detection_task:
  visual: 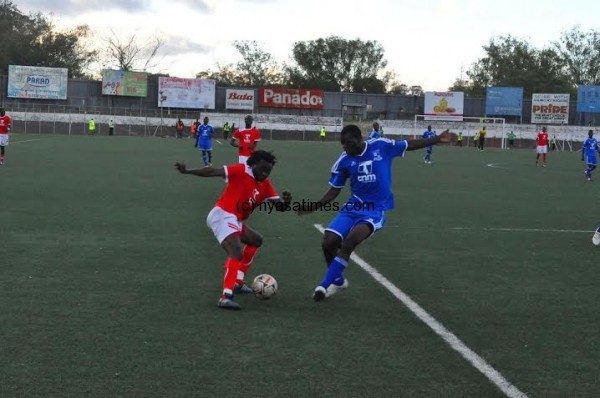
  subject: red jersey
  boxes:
[0,115,11,134]
[233,127,261,157]
[537,132,549,146]
[215,163,279,220]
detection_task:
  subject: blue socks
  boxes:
[319,256,348,288]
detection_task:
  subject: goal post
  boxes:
[413,115,507,148]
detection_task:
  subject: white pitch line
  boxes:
[215,139,223,145]
[11,138,44,144]
[385,225,591,233]
[487,162,506,169]
[313,223,528,398]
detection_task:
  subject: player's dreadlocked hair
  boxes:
[247,150,277,166]
[340,124,362,139]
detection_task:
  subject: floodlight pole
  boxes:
[159,91,167,137]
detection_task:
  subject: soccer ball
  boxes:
[251,274,278,300]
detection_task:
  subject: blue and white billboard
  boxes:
[7,65,68,100]
[485,87,523,116]
[577,85,600,113]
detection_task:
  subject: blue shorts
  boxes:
[198,141,212,151]
[426,146,433,154]
[586,154,598,166]
[325,207,386,239]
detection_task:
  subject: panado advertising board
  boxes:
[259,88,324,109]
[531,93,569,124]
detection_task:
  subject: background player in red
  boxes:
[536,126,549,167]
[175,150,291,310]
[0,108,12,165]
[231,114,261,164]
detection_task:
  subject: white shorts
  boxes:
[536,145,548,154]
[0,134,8,146]
[207,207,242,244]
[239,155,249,164]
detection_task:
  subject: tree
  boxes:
[100,30,164,72]
[196,41,283,87]
[231,40,283,86]
[285,36,388,93]
[554,26,600,86]
[0,0,95,77]
[408,85,424,96]
[454,35,573,97]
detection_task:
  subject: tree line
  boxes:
[1,1,599,97]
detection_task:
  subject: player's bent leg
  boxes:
[240,225,263,248]
[322,230,342,266]
[236,225,263,292]
[314,212,358,301]
[339,222,373,258]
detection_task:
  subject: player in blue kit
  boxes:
[422,125,436,164]
[582,129,599,182]
[368,122,382,139]
[195,116,214,166]
[298,124,450,301]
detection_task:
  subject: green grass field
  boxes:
[1,134,599,397]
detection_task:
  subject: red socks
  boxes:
[222,258,241,297]
[236,245,259,285]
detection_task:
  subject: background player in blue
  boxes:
[368,122,382,139]
[195,116,214,166]
[298,124,450,301]
[581,129,599,181]
[422,125,436,164]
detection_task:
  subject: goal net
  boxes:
[413,115,507,148]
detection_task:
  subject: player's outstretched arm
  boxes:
[406,129,451,151]
[296,187,341,215]
[267,191,292,212]
[174,162,225,177]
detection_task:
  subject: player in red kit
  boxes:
[175,150,291,310]
[0,108,12,165]
[231,114,261,164]
[536,126,549,167]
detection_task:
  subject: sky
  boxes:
[17,0,600,91]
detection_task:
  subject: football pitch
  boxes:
[1,134,599,397]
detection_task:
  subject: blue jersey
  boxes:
[583,137,599,164]
[422,130,436,150]
[197,124,214,143]
[583,137,599,157]
[329,138,408,211]
[368,130,381,139]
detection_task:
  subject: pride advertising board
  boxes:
[531,93,569,124]
[102,70,148,97]
[225,89,255,110]
[7,65,68,100]
[424,92,464,121]
[258,88,324,109]
[158,77,216,109]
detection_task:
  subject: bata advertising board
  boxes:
[531,93,569,124]
[424,92,464,121]
[225,89,255,110]
[259,88,324,109]
[7,65,68,100]
[102,70,148,97]
[158,77,216,109]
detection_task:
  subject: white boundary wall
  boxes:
[7,111,594,143]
